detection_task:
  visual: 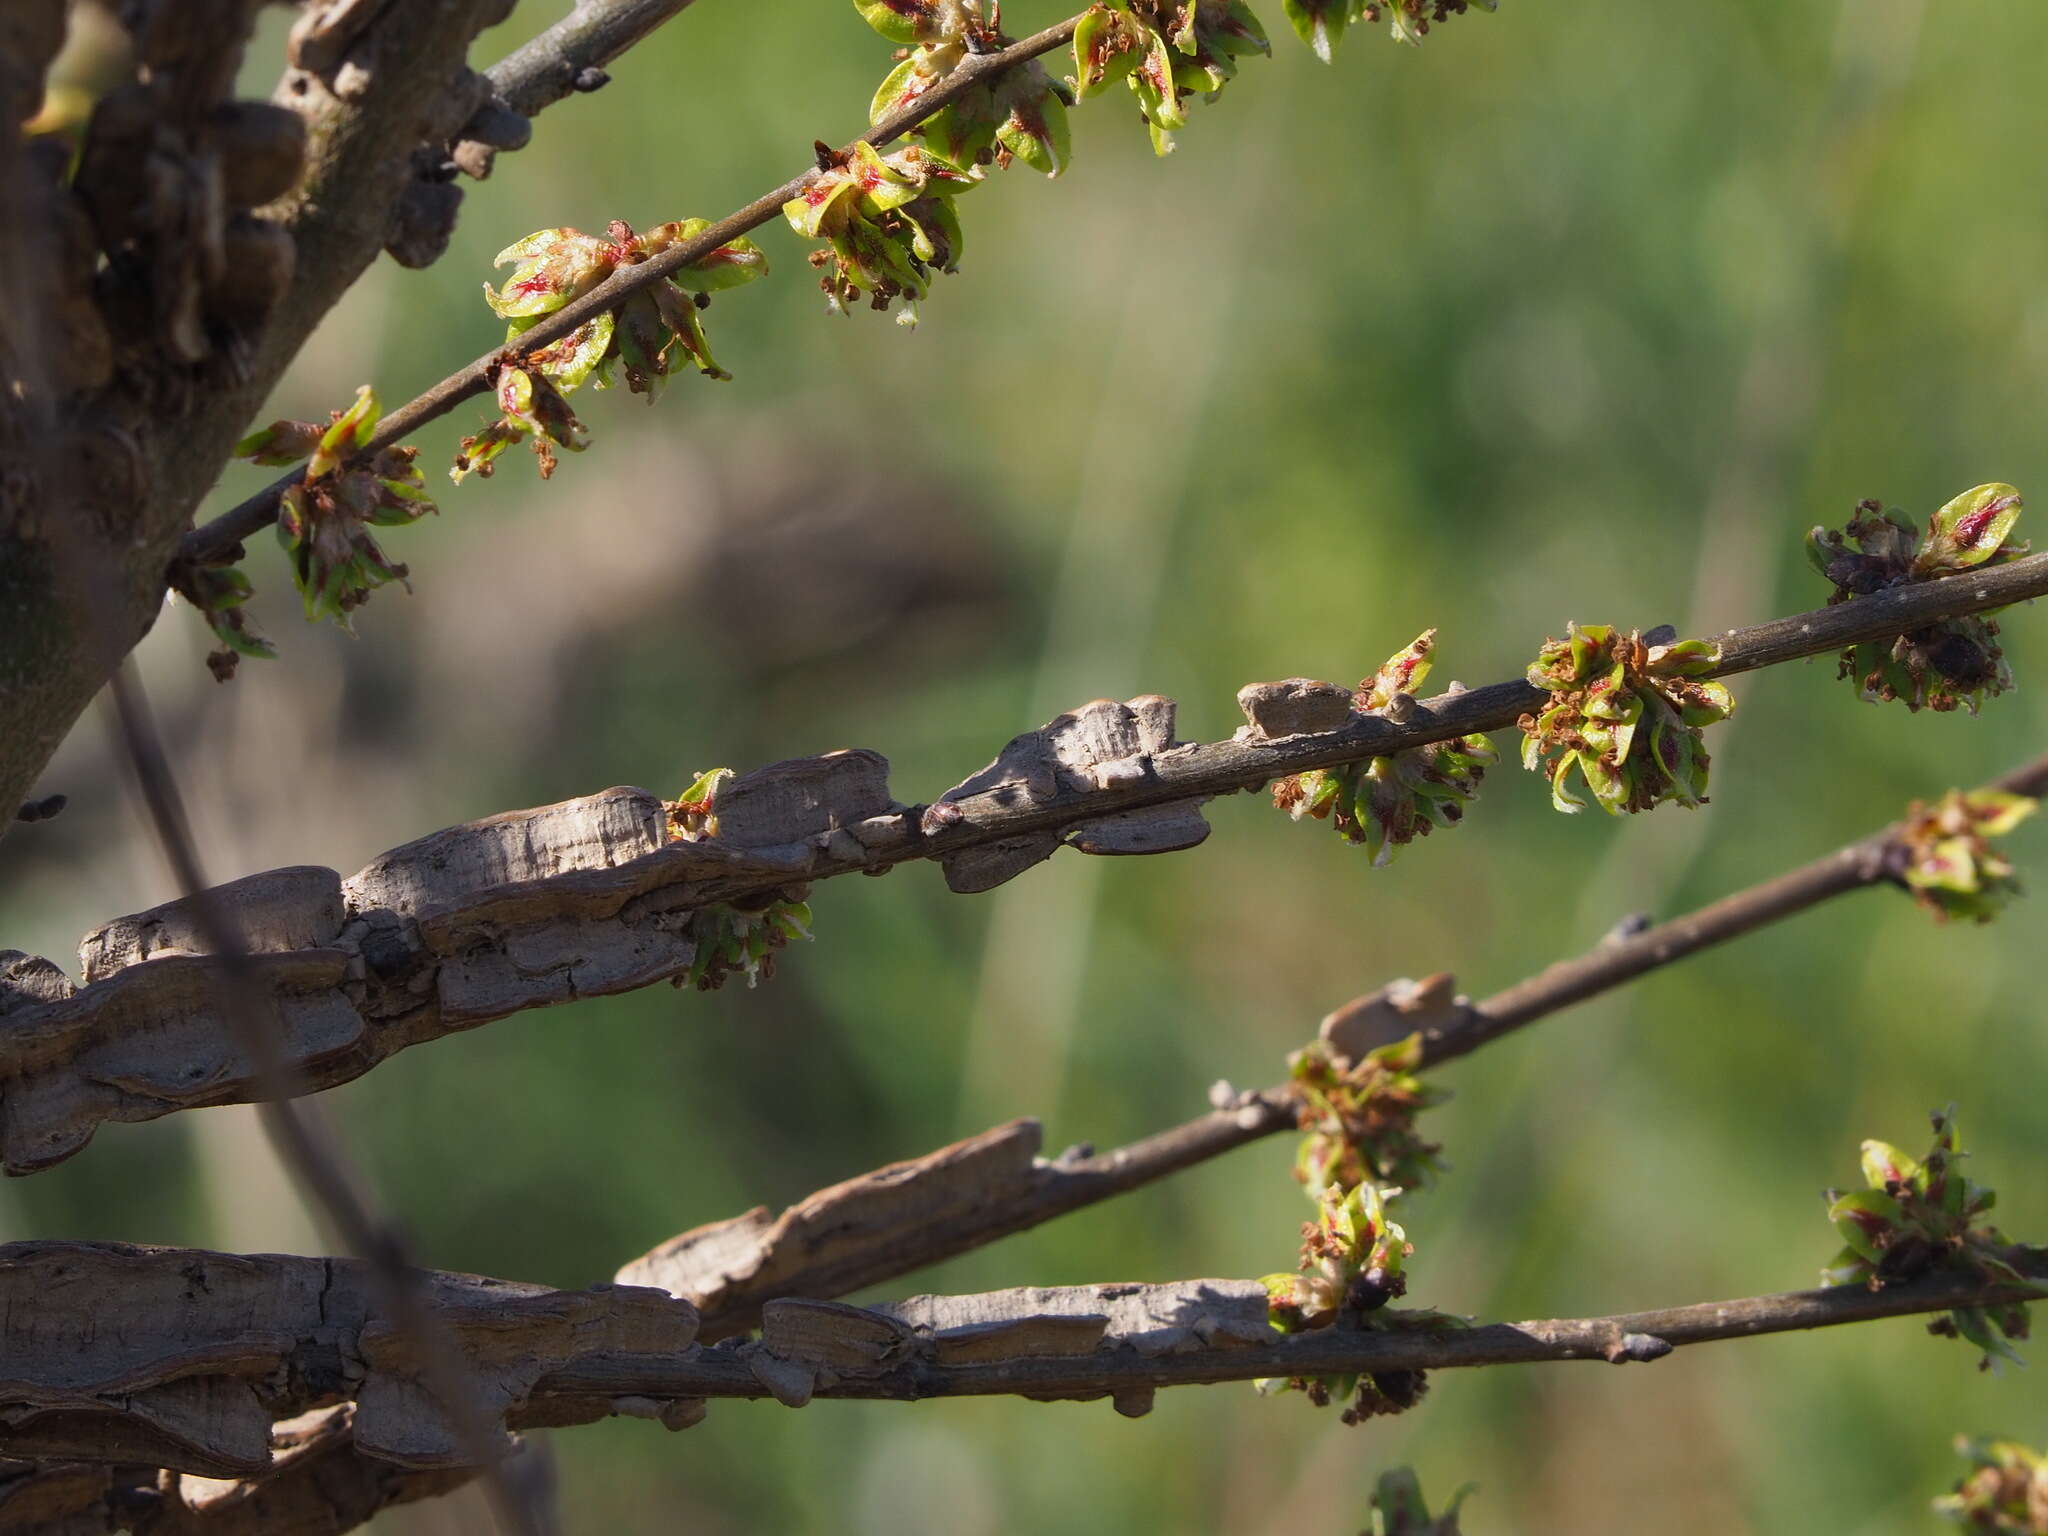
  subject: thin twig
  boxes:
[1424,744,2048,1063]
[487,0,706,117]
[175,15,1084,571]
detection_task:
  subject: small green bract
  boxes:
[1519,624,1732,815]
[1808,483,2027,713]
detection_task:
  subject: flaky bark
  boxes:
[5,563,2045,1170]
[0,1238,2037,1478]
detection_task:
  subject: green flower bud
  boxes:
[1519,624,1731,816]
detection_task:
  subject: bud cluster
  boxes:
[1807,483,2027,713]
[862,1,1075,176]
[783,142,975,325]
[681,897,817,991]
[1073,1,1272,155]
[221,386,436,660]
[1288,1031,1448,1197]
[455,219,769,481]
[1894,789,2037,925]
[1518,624,1733,815]
[1821,1109,2035,1369]
[1258,1181,1436,1425]
[1271,631,1497,864]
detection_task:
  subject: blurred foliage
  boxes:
[7,0,2048,1530]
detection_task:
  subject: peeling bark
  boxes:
[0,1242,696,1476]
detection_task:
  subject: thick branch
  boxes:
[0,1240,2035,1465]
[0,0,508,829]
[0,1240,698,1477]
[4,571,2044,1174]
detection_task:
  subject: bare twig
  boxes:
[176,15,1085,570]
[1421,744,2048,1064]
[487,0,706,117]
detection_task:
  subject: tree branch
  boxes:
[176,14,1087,569]
[616,744,2048,1340]
[15,742,2043,1524]
[0,1240,2035,1464]
[591,1265,2048,1408]
[5,569,2044,1173]
[486,0,707,118]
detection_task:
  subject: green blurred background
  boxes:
[8,0,2048,1528]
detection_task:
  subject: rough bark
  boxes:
[0,0,508,832]
[5,567,2046,1169]
[0,1241,696,1476]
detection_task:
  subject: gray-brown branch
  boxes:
[617,746,2048,1341]
[486,0,706,117]
[3,564,2044,1175]
[14,745,2045,1530]
[0,1239,2037,1483]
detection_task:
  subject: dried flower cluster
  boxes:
[1808,483,2027,713]
[1258,1181,1438,1424]
[1271,632,1496,863]
[1822,1110,2034,1369]
[217,387,436,665]
[1936,1437,2048,1533]
[1895,789,2037,925]
[1519,624,1733,815]
[455,219,769,480]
